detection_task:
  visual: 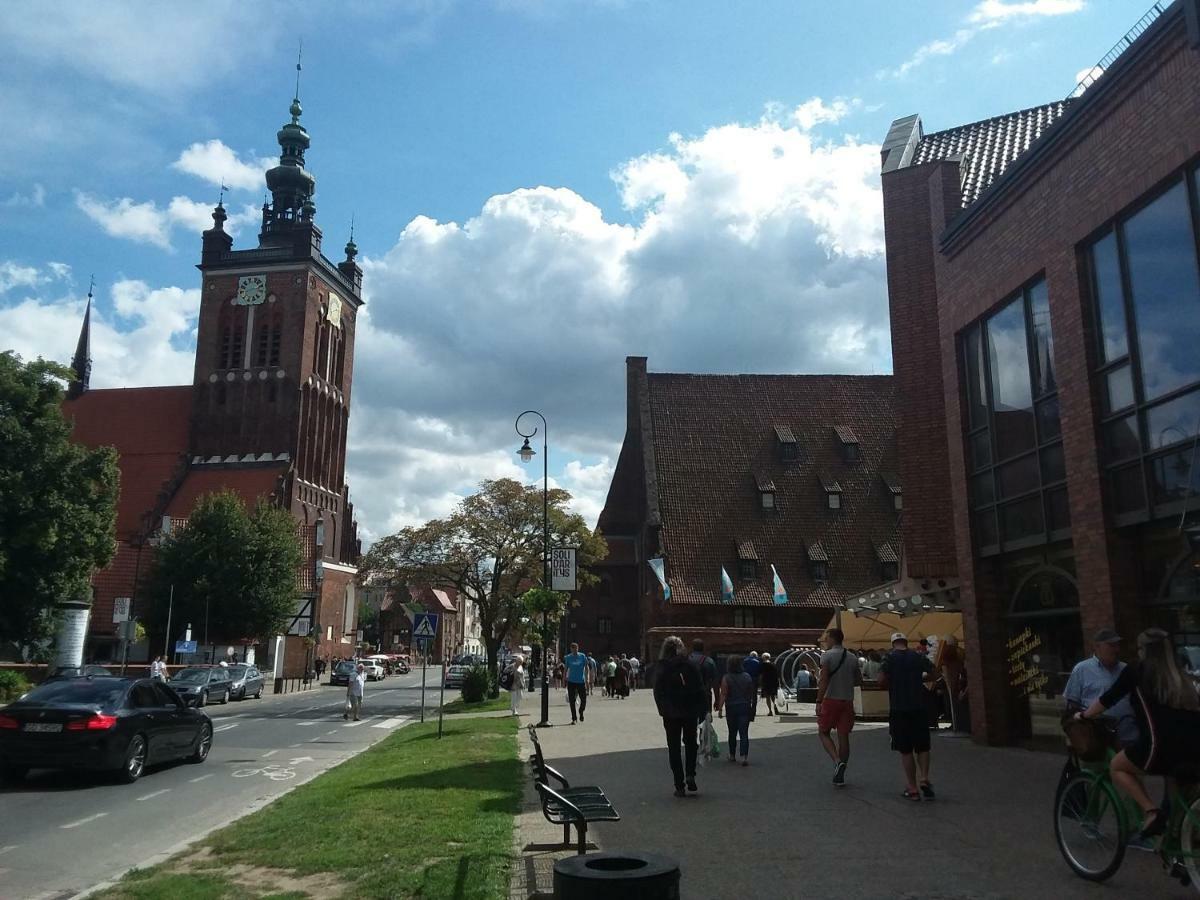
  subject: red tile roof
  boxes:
[63,386,193,539]
[644,373,899,608]
[165,465,288,518]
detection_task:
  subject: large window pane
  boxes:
[970,430,992,471]
[974,509,998,548]
[1102,415,1140,464]
[1090,231,1128,362]
[964,325,988,429]
[997,453,1039,499]
[1125,181,1200,401]
[1040,443,1066,484]
[987,299,1037,459]
[1151,450,1198,506]
[1029,280,1056,397]
[1036,397,1061,442]
[1146,389,1200,451]
[1111,464,1145,515]
[1046,486,1071,532]
[1001,495,1045,542]
[971,472,994,507]
[1104,365,1135,414]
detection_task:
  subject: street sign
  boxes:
[551,547,577,591]
[112,597,131,623]
[175,640,198,654]
[413,612,439,640]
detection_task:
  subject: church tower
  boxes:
[190,76,363,567]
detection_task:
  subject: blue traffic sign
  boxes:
[175,640,197,654]
[413,612,439,640]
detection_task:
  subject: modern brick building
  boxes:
[63,88,364,675]
[571,357,900,661]
[879,0,1200,744]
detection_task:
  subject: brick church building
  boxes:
[64,88,363,674]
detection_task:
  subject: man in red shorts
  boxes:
[816,627,861,787]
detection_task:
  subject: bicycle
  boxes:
[1054,718,1200,891]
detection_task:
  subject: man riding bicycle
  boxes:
[1063,628,1138,748]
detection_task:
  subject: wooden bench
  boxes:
[527,725,620,854]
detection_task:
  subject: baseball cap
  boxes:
[890,632,908,644]
[1093,628,1121,644]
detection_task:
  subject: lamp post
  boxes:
[516,409,552,728]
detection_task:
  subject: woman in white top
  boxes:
[509,656,526,716]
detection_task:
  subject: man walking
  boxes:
[687,639,719,719]
[345,662,366,721]
[742,650,762,716]
[817,627,861,787]
[879,632,936,800]
[564,642,589,723]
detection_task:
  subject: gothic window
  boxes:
[218,325,232,369]
[269,320,282,367]
[228,321,244,370]
[255,321,270,367]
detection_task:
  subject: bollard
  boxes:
[553,851,680,900]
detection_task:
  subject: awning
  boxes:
[828,609,964,649]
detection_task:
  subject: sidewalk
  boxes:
[510,685,1190,899]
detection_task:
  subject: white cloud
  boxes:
[0,260,71,295]
[0,278,199,388]
[3,183,45,207]
[791,97,854,131]
[74,191,259,251]
[172,140,276,192]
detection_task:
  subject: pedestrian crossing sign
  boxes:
[413,612,439,640]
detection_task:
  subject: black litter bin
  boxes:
[554,851,680,900]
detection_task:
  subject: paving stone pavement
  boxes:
[509,683,1193,900]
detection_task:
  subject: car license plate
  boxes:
[24,722,62,733]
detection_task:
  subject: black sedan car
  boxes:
[329,660,356,687]
[168,666,233,707]
[0,677,212,784]
[227,664,265,700]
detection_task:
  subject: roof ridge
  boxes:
[918,99,1071,142]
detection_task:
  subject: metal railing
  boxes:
[1068,2,1165,99]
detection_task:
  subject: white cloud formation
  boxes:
[74,191,260,252]
[3,183,45,207]
[882,0,1084,78]
[172,140,276,193]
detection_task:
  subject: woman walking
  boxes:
[717,655,756,765]
[653,636,705,797]
[509,655,526,716]
[760,652,780,717]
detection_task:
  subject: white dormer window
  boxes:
[828,491,842,510]
[894,492,904,511]
[762,491,775,510]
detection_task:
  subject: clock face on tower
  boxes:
[235,274,267,306]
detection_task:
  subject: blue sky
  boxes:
[0,0,1154,541]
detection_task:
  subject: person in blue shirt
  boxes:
[1063,628,1139,747]
[564,642,590,724]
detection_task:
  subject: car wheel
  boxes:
[220,689,230,704]
[197,691,207,708]
[254,686,262,699]
[0,765,28,784]
[119,735,147,783]
[188,722,213,763]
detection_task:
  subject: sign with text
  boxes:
[551,547,577,591]
[112,597,131,623]
[175,640,198,655]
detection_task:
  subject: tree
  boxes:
[144,491,302,648]
[359,478,607,691]
[0,352,118,647]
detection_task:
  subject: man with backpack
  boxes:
[688,639,719,720]
[654,636,706,797]
[817,627,862,787]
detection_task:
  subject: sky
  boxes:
[0,0,1155,544]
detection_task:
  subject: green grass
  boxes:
[440,694,512,714]
[96,716,521,900]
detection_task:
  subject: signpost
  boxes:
[112,597,131,623]
[413,612,439,724]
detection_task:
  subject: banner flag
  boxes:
[720,566,735,604]
[771,564,789,605]
[648,557,671,602]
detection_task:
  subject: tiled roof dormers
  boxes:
[774,424,796,443]
[806,541,829,562]
[875,542,900,564]
[880,472,903,495]
[819,473,843,494]
[641,371,899,607]
[736,539,759,561]
[909,101,1073,208]
[834,425,859,445]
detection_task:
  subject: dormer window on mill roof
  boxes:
[821,474,843,510]
[835,425,860,462]
[775,425,799,462]
[755,473,776,512]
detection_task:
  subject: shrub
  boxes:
[460,664,490,704]
[0,670,30,703]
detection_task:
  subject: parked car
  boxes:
[444,664,467,689]
[329,660,356,687]
[0,676,212,784]
[227,664,264,700]
[365,655,394,676]
[168,666,233,707]
[359,660,385,682]
[43,664,113,682]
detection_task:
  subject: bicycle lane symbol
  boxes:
[231,764,296,781]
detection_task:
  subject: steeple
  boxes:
[260,45,318,247]
[201,193,233,264]
[338,216,363,290]
[68,279,93,400]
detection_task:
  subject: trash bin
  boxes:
[553,851,680,900]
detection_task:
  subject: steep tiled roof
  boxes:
[880,472,903,495]
[647,373,899,607]
[774,425,796,443]
[911,101,1072,207]
[736,539,759,561]
[165,464,288,517]
[64,386,193,539]
[833,425,859,445]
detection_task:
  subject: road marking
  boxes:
[214,722,239,732]
[137,789,171,802]
[342,715,373,728]
[0,845,17,855]
[61,813,107,829]
[287,756,314,765]
[296,720,321,727]
[262,749,279,758]
[373,716,410,729]
[189,774,214,783]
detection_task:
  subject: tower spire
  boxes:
[68,278,93,399]
[261,47,317,244]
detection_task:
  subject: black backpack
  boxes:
[499,668,515,691]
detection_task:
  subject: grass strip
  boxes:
[440,695,512,715]
[96,716,520,900]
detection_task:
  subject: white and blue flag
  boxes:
[720,566,735,604]
[771,564,789,605]
[648,557,671,602]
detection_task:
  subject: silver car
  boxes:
[227,664,265,700]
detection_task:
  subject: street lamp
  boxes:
[516,409,552,728]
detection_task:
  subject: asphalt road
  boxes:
[0,668,446,900]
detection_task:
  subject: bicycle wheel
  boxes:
[1055,772,1127,881]
[1179,795,1200,893]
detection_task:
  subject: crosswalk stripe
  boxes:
[372,716,410,729]
[214,722,239,732]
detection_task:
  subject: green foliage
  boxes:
[460,663,490,703]
[0,669,31,703]
[0,352,119,645]
[519,587,570,646]
[144,491,302,644]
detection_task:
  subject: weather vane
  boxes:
[295,39,303,100]
[87,275,94,300]
[218,181,229,206]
